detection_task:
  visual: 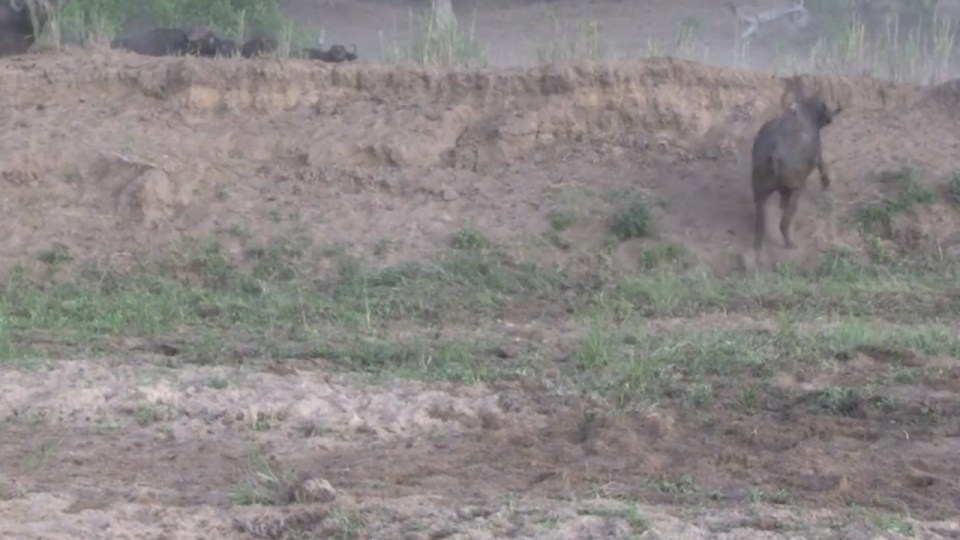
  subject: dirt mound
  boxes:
[1,49,959,278]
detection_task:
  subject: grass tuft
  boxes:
[944,171,960,205]
[611,198,655,241]
[230,449,302,506]
[854,167,935,236]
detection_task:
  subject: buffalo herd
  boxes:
[0,0,358,63]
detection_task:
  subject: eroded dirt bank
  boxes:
[2,49,960,539]
[1,50,957,279]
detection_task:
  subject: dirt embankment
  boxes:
[0,50,957,278]
[5,48,960,539]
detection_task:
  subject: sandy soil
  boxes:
[2,0,960,538]
[3,355,960,539]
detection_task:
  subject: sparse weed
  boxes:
[809,386,860,416]
[740,386,759,411]
[611,198,655,240]
[575,325,613,369]
[384,0,485,67]
[622,503,650,532]
[230,449,302,506]
[654,475,698,495]
[769,488,792,505]
[854,167,935,236]
[207,376,229,389]
[548,209,578,232]
[23,439,60,471]
[327,508,367,539]
[136,402,174,426]
[873,513,915,535]
[536,14,605,64]
[945,171,960,205]
[641,242,688,270]
[451,226,491,251]
[36,243,72,266]
[580,503,649,532]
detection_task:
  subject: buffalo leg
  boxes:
[779,189,800,249]
[753,190,770,252]
[817,152,831,190]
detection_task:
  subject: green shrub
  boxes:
[611,199,655,240]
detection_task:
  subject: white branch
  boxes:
[728,0,810,40]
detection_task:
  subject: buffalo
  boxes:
[110,26,230,58]
[239,35,278,58]
[0,0,66,57]
[750,90,843,252]
[294,44,358,63]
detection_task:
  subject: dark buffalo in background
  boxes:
[239,35,278,58]
[294,44,358,63]
[215,37,237,57]
[110,26,230,58]
[0,0,67,57]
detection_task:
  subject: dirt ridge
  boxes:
[0,51,957,277]
[1,52,931,174]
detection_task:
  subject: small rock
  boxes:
[456,505,493,520]
[299,477,336,503]
[441,188,459,201]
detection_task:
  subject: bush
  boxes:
[611,199,655,240]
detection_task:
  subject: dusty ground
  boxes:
[3,354,960,538]
[2,0,960,539]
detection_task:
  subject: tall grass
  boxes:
[382,0,485,67]
[24,0,309,50]
[807,10,957,84]
[536,13,605,64]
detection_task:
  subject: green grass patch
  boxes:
[574,311,960,407]
[0,234,562,375]
[598,255,960,321]
[5,225,960,410]
[854,167,936,236]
